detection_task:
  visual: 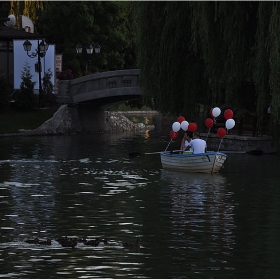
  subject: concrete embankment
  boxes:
[201,132,277,154]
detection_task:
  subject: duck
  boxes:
[38,239,52,245]
[101,238,108,245]
[122,238,141,248]
[77,237,87,243]
[84,238,100,246]
[56,237,77,248]
[56,236,69,243]
[25,238,39,244]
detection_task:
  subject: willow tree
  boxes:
[132,2,280,141]
[9,0,43,28]
[266,2,280,140]
[133,2,207,119]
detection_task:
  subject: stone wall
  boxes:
[201,132,277,154]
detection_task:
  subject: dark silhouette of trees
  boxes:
[132,2,280,139]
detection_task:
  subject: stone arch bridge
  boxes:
[56,69,142,108]
[54,69,143,133]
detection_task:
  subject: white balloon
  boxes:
[212,107,221,117]
[226,118,235,130]
[180,120,189,131]
[172,122,181,132]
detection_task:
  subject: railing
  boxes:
[56,69,141,105]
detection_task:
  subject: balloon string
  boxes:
[165,139,173,151]
[218,138,223,152]
[206,128,211,143]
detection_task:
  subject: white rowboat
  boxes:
[160,151,227,174]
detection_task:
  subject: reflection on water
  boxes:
[0,129,280,278]
[159,170,236,276]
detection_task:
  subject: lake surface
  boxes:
[1,113,280,278]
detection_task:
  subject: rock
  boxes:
[1,105,155,137]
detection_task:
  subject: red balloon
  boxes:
[177,116,185,124]
[224,109,234,120]
[188,122,197,132]
[169,130,178,140]
[210,108,214,118]
[205,118,214,129]
[217,127,227,138]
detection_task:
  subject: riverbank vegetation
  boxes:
[132,2,280,141]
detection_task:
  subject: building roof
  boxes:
[0,27,44,41]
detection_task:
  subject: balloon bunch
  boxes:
[217,109,235,139]
[170,116,198,138]
[205,107,236,151]
[204,107,220,142]
[205,107,235,138]
[166,116,198,151]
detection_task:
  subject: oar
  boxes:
[129,150,183,158]
[165,139,173,151]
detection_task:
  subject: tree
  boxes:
[41,69,55,106]
[36,1,135,77]
[15,62,37,111]
[132,2,280,140]
[9,0,43,29]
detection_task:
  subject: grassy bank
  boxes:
[0,107,58,134]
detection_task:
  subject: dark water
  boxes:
[1,115,280,278]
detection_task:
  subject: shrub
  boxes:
[0,71,10,111]
[15,63,37,111]
[42,69,55,106]
[56,69,74,80]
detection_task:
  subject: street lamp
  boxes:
[75,42,101,71]
[23,39,49,108]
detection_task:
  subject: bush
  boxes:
[56,69,74,80]
[42,69,55,106]
[15,63,37,111]
[0,71,11,111]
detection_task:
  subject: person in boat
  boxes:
[185,132,207,154]
[180,131,193,154]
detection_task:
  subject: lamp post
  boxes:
[23,39,49,108]
[75,42,101,72]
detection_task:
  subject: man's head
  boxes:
[193,132,200,139]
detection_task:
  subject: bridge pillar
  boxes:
[70,104,109,133]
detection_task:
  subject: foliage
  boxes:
[0,108,57,134]
[56,69,74,80]
[132,2,280,141]
[0,71,11,111]
[42,69,55,105]
[15,62,37,111]
[10,0,43,30]
[36,1,135,77]
[125,98,143,110]
[108,101,151,112]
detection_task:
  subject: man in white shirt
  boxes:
[185,132,207,154]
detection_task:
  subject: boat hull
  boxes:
[160,152,227,174]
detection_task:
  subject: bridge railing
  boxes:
[56,69,141,105]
